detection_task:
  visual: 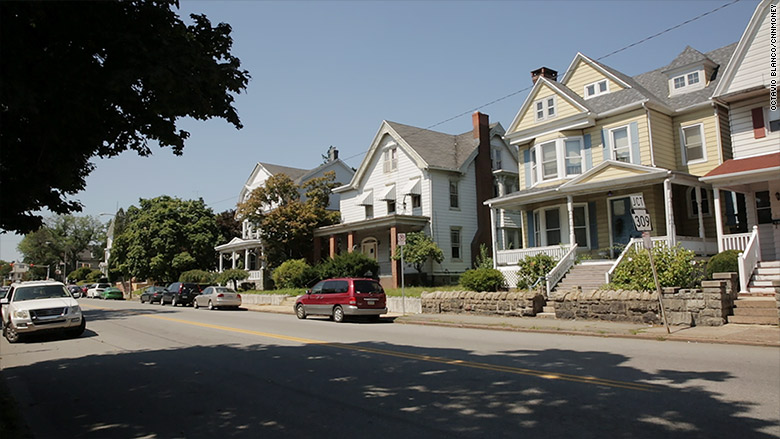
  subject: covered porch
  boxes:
[214,237,265,288]
[314,214,430,289]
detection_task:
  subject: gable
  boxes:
[575,165,649,185]
[562,57,628,100]
[511,81,589,133]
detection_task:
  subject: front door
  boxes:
[361,238,378,260]
[610,197,640,251]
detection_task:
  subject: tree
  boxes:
[0,1,250,233]
[393,232,443,283]
[110,196,219,282]
[216,269,248,291]
[215,209,242,243]
[18,215,105,278]
[237,172,340,268]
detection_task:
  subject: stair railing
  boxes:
[546,243,578,298]
[605,239,641,285]
[738,225,761,293]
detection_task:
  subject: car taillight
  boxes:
[237,294,241,298]
[349,298,356,305]
[217,293,224,298]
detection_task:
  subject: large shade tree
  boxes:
[18,215,106,278]
[0,1,250,233]
[110,196,220,282]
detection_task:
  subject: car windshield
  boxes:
[13,285,71,301]
[354,280,383,294]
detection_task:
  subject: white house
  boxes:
[215,147,354,288]
[314,112,519,288]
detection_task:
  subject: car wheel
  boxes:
[295,304,307,320]
[68,317,86,338]
[193,300,199,309]
[140,296,145,304]
[4,321,21,343]
[159,297,165,306]
[208,301,215,310]
[333,306,345,323]
[171,297,177,307]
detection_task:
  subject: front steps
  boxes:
[540,261,613,319]
[729,261,780,326]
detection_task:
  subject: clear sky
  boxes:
[0,0,761,262]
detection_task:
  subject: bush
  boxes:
[460,267,505,292]
[516,254,557,289]
[68,267,93,282]
[85,269,105,283]
[610,244,703,291]
[316,252,379,279]
[706,250,740,279]
[272,259,317,289]
[216,268,248,290]
[179,269,215,284]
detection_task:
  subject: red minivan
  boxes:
[294,278,387,323]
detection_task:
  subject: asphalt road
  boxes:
[1,299,779,438]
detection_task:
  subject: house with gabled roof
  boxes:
[703,0,780,294]
[486,41,737,292]
[314,112,518,288]
[215,147,354,288]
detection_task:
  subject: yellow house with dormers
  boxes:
[487,43,736,290]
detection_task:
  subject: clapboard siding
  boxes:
[649,110,677,169]
[729,96,780,158]
[564,59,626,100]
[513,83,584,133]
[672,107,721,176]
[726,5,777,94]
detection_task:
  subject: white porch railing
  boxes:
[721,232,752,252]
[605,237,669,284]
[496,245,572,267]
[546,244,578,297]
[738,226,761,293]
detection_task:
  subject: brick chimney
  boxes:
[531,67,558,84]
[327,145,339,161]
[471,111,493,267]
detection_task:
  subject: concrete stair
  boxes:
[553,261,612,294]
[729,261,779,325]
[745,261,780,296]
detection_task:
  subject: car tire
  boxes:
[193,300,199,309]
[159,297,165,306]
[333,306,345,323]
[208,301,215,311]
[4,321,21,343]
[296,304,307,320]
[171,297,177,307]
[140,297,145,304]
[68,317,86,338]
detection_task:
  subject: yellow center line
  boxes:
[132,313,661,393]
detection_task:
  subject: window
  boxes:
[365,205,373,219]
[673,76,686,89]
[688,187,711,218]
[449,180,459,209]
[766,106,780,132]
[564,138,582,176]
[584,79,609,98]
[534,96,556,121]
[411,194,421,209]
[541,141,558,180]
[450,228,461,260]
[681,124,705,163]
[492,148,502,170]
[756,191,772,224]
[387,200,396,214]
[545,208,561,245]
[610,126,631,163]
[533,211,541,247]
[671,70,705,94]
[573,206,588,247]
[687,72,699,85]
[383,147,397,173]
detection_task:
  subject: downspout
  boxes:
[643,102,656,167]
[713,102,724,165]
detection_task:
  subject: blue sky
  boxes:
[0,0,760,262]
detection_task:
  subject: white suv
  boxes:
[1,281,86,343]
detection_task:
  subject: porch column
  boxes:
[664,179,676,245]
[567,195,575,246]
[695,186,705,239]
[231,252,237,269]
[745,192,757,227]
[219,253,224,272]
[713,188,724,252]
[329,235,336,259]
[390,226,399,288]
[244,249,249,270]
[347,232,355,253]
[520,209,527,249]
[489,207,498,267]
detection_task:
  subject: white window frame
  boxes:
[687,187,712,218]
[680,123,706,164]
[449,180,459,209]
[564,138,583,177]
[584,79,609,99]
[383,147,397,173]
[530,148,538,186]
[529,136,584,186]
[492,147,503,170]
[534,96,556,121]
[609,125,632,163]
[764,106,780,133]
[450,227,462,261]
[365,204,374,220]
[670,68,705,95]
[540,141,558,181]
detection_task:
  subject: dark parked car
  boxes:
[67,285,82,298]
[139,286,166,304]
[295,278,387,323]
[160,282,201,307]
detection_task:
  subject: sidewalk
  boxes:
[242,303,780,348]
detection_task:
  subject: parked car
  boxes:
[294,278,387,323]
[194,286,241,310]
[139,286,166,304]
[160,282,201,306]
[86,283,111,298]
[0,280,86,343]
[0,286,10,300]
[81,284,92,295]
[100,287,124,300]
[67,285,82,298]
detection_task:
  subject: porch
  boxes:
[214,237,265,288]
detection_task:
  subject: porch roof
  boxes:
[314,214,430,237]
[700,152,780,186]
[215,237,262,252]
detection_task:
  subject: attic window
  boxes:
[534,97,556,121]
[584,80,609,99]
[670,69,705,94]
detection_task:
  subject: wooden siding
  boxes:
[729,95,780,158]
[429,167,478,275]
[672,108,721,176]
[595,110,649,165]
[726,5,777,94]
[513,83,584,133]
[577,166,648,185]
[718,105,733,162]
[649,110,677,169]
[564,59,627,100]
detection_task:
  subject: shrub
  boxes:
[516,254,557,289]
[706,250,740,279]
[216,268,248,290]
[179,269,215,284]
[316,252,380,279]
[85,269,105,283]
[272,259,317,288]
[460,267,505,292]
[68,267,93,282]
[610,244,702,291]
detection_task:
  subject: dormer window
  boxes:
[584,79,609,99]
[534,97,556,121]
[670,69,705,95]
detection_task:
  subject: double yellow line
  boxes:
[142,313,662,393]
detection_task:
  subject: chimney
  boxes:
[327,145,339,161]
[531,67,558,84]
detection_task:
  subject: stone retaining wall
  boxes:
[420,291,544,317]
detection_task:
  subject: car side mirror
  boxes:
[306,290,312,295]
[0,298,8,306]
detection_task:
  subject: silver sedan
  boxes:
[193,286,241,310]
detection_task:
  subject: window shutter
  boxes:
[680,127,688,164]
[629,122,641,165]
[526,211,535,247]
[601,129,610,161]
[583,134,592,170]
[523,149,531,188]
[752,107,766,139]
[724,190,735,226]
[588,201,598,249]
